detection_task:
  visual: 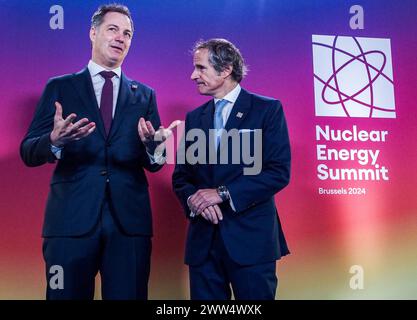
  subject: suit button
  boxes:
[100,170,107,176]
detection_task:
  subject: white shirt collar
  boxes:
[214,84,241,104]
[88,60,122,78]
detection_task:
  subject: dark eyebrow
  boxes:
[107,24,132,34]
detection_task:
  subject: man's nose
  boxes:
[114,32,124,43]
[190,70,198,80]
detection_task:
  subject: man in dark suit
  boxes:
[172,39,291,300]
[20,4,178,299]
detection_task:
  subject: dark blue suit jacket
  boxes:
[173,88,291,266]
[21,68,163,237]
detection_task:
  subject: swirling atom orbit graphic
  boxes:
[313,36,395,118]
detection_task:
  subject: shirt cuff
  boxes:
[229,195,236,212]
[50,144,63,159]
[147,149,166,165]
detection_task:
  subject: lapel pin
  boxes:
[236,112,243,118]
[131,83,138,91]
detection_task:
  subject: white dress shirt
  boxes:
[214,84,241,127]
[88,60,121,117]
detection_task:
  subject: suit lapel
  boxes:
[200,100,214,134]
[224,88,252,132]
[108,73,133,140]
[200,100,216,164]
[70,68,106,139]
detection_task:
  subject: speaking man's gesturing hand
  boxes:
[138,118,181,153]
[50,102,96,147]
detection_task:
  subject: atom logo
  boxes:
[312,35,396,118]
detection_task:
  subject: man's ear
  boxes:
[221,65,233,79]
[89,27,96,43]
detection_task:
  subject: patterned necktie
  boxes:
[99,71,116,135]
[214,99,228,149]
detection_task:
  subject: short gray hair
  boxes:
[91,3,134,33]
[193,38,248,83]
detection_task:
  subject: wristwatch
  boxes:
[217,185,230,202]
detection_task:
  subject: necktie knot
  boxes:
[99,71,116,79]
[215,99,228,114]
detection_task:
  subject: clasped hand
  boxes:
[188,189,224,224]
